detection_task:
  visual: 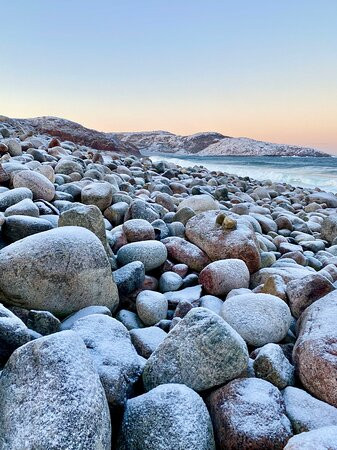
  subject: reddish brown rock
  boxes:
[199,259,249,296]
[185,211,261,273]
[286,273,335,318]
[48,137,61,148]
[293,291,337,407]
[162,236,211,272]
[207,378,293,449]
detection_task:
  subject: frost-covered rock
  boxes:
[177,194,218,213]
[143,307,248,392]
[253,343,295,389]
[293,291,337,407]
[0,331,111,449]
[221,293,291,346]
[117,384,215,450]
[12,170,55,201]
[283,386,337,433]
[0,227,119,317]
[207,378,293,449]
[284,426,337,449]
[117,240,167,271]
[71,314,142,407]
[199,259,250,296]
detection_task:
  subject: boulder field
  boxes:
[0,125,336,449]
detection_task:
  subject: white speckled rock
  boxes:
[136,290,168,326]
[284,426,337,450]
[117,384,215,450]
[178,194,219,214]
[199,259,250,296]
[0,331,111,449]
[12,170,55,201]
[0,226,119,317]
[143,307,248,392]
[117,240,167,271]
[221,293,291,346]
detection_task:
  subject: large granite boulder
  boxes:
[143,307,248,392]
[293,291,337,407]
[185,211,261,273]
[0,331,111,449]
[207,378,293,449]
[117,384,215,450]
[0,226,119,317]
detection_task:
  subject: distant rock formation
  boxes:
[0,115,330,157]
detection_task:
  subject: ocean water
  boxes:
[148,155,337,193]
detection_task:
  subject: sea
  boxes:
[148,155,337,193]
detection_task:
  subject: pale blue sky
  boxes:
[1,0,337,152]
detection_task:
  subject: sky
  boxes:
[1,0,337,153]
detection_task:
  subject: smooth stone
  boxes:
[60,305,112,330]
[253,343,295,389]
[117,240,167,271]
[283,386,337,433]
[123,219,155,242]
[27,310,61,335]
[164,284,202,308]
[178,194,219,213]
[130,326,167,358]
[199,259,250,296]
[284,426,337,450]
[2,215,53,242]
[158,271,183,292]
[0,227,119,317]
[12,170,55,201]
[59,204,111,254]
[293,291,337,407]
[112,261,145,295]
[207,378,293,449]
[0,304,32,365]
[321,214,337,243]
[286,273,335,318]
[4,198,39,217]
[199,295,223,315]
[221,293,292,347]
[4,138,22,156]
[143,307,249,392]
[71,315,142,407]
[0,187,33,211]
[81,181,113,210]
[136,290,168,326]
[117,384,215,450]
[162,236,211,271]
[186,211,261,273]
[0,331,111,449]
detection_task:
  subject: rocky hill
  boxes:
[0,115,330,157]
[0,116,140,156]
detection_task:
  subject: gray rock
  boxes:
[164,284,202,308]
[321,214,337,243]
[2,215,53,242]
[12,170,55,201]
[71,315,142,407]
[123,218,155,242]
[27,310,61,335]
[0,187,33,211]
[117,240,167,271]
[253,343,295,389]
[221,293,292,347]
[283,386,337,433]
[116,309,144,331]
[4,138,22,156]
[0,331,111,449]
[130,326,167,358]
[143,307,248,392]
[4,198,39,217]
[0,227,119,317]
[59,204,111,254]
[136,290,168,326]
[158,271,183,292]
[284,426,337,449]
[112,261,145,295]
[60,305,112,330]
[0,304,32,365]
[200,295,223,316]
[81,181,114,210]
[117,383,215,450]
